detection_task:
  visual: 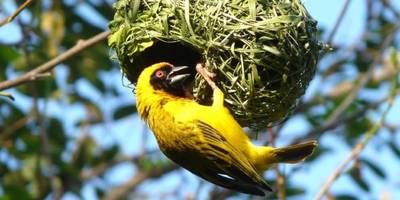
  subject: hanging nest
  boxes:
[109,0,321,129]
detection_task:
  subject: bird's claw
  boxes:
[196,63,218,91]
[206,70,216,79]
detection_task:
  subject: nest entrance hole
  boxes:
[136,41,202,78]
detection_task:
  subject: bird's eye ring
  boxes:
[155,70,165,78]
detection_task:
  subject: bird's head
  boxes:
[136,62,194,98]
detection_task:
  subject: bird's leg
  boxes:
[196,63,224,108]
[195,63,217,90]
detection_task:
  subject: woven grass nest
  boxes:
[109,0,321,129]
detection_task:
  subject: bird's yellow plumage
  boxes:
[135,62,317,196]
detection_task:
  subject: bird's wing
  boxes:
[195,121,272,192]
[197,167,266,196]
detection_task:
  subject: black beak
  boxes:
[167,66,191,85]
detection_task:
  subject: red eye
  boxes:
[155,70,165,78]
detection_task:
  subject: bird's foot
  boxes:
[196,62,217,91]
[196,63,225,107]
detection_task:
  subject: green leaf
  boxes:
[306,146,331,162]
[47,118,67,165]
[102,145,119,160]
[108,27,125,47]
[113,104,137,120]
[72,98,104,126]
[0,46,19,62]
[267,186,305,199]
[336,194,358,200]
[285,187,305,197]
[48,118,66,146]
[388,140,400,159]
[0,46,20,80]
[389,47,398,68]
[22,157,37,180]
[16,78,58,98]
[1,185,33,200]
[75,137,98,167]
[349,167,370,191]
[0,92,15,101]
[345,117,372,143]
[361,158,386,179]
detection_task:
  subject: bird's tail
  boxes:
[254,140,318,172]
[272,140,318,163]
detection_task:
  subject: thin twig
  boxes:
[79,150,159,180]
[382,0,400,18]
[314,143,363,200]
[326,0,352,44]
[268,127,286,200]
[323,23,400,128]
[70,124,90,164]
[313,117,388,200]
[313,82,397,200]
[0,116,30,143]
[18,19,47,199]
[208,188,237,200]
[295,55,399,116]
[274,166,286,200]
[0,0,33,26]
[0,30,111,91]
[194,180,204,200]
[19,20,62,199]
[37,97,62,199]
[294,89,400,143]
[102,164,178,200]
[0,91,15,100]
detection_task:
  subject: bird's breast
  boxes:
[145,100,200,152]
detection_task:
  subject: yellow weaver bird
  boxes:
[135,62,317,196]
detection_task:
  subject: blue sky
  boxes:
[1,0,400,199]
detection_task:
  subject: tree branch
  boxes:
[266,127,286,200]
[0,30,111,91]
[294,89,399,143]
[102,164,179,200]
[0,116,29,144]
[0,0,33,26]
[322,23,399,129]
[19,21,63,199]
[208,188,237,200]
[313,82,397,200]
[79,150,159,180]
[326,0,352,44]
